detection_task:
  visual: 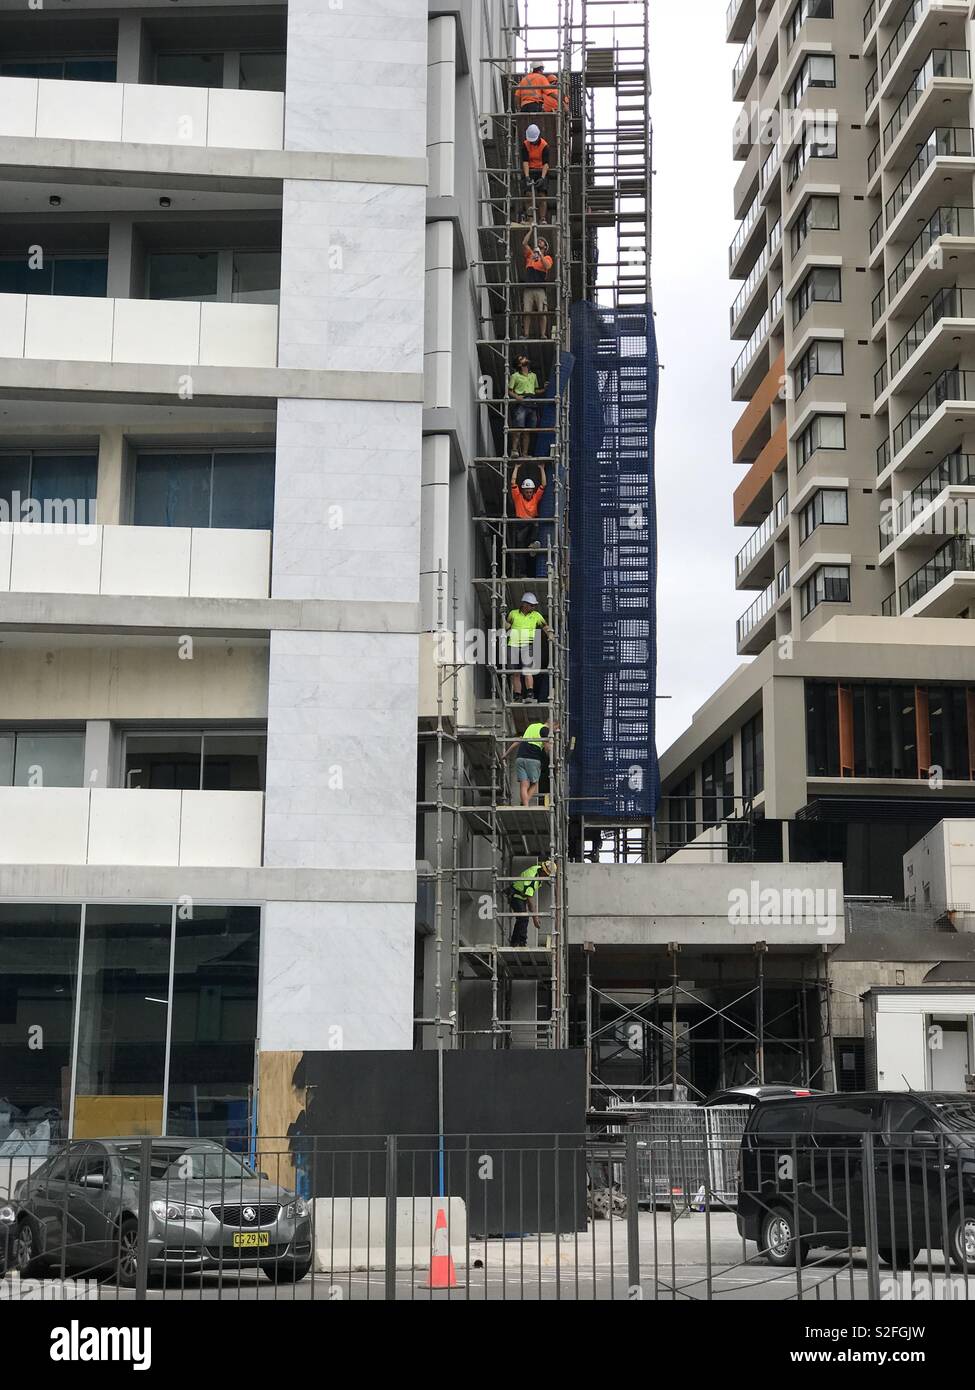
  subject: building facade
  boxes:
[660,0,975,896]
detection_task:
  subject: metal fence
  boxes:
[1,1131,973,1301]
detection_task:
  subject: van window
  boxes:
[934,1099,975,1134]
[813,1099,881,1134]
[753,1102,810,1134]
[885,1099,933,1134]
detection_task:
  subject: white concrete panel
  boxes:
[9,525,102,595]
[0,526,11,591]
[113,299,201,366]
[0,789,89,865]
[87,789,182,866]
[121,83,210,147]
[24,295,114,363]
[207,87,284,151]
[0,78,38,137]
[260,900,414,1049]
[199,303,278,368]
[100,524,191,597]
[36,79,123,142]
[179,791,264,867]
[189,527,271,599]
[0,295,26,357]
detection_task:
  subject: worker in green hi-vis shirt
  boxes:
[502,720,559,807]
[507,859,556,946]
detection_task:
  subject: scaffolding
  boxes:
[416,1,654,1056]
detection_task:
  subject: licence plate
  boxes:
[232,1232,270,1248]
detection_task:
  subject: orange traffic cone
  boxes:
[421,1203,463,1289]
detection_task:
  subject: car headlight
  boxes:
[0,1205,16,1225]
[150,1200,204,1222]
[285,1197,308,1219]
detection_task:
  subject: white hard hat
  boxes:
[526,123,541,142]
[521,478,537,492]
[522,592,538,604]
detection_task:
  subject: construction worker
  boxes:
[521,123,550,225]
[508,354,540,459]
[503,720,558,807]
[509,461,546,577]
[522,226,553,341]
[508,859,556,947]
[514,61,551,116]
[505,591,552,702]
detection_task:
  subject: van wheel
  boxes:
[947,1211,975,1272]
[761,1207,808,1268]
[879,1248,919,1270]
[14,1219,47,1278]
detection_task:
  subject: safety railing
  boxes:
[877,437,891,475]
[883,450,975,542]
[892,365,973,456]
[886,129,975,228]
[732,284,783,389]
[888,206,975,300]
[888,284,975,382]
[884,50,971,151]
[730,193,761,266]
[735,492,788,576]
[863,0,878,41]
[899,534,975,611]
[881,0,926,82]
[733,22,758,93]
[760,137,781,191]
[731,219,781,325]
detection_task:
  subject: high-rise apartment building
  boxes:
[0,1,657,1145]
[661,0,975,896]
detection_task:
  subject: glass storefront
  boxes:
[0,903,259,1153]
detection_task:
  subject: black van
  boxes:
[737,1091,975,1270]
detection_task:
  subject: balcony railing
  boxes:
[730,219,782,325]
[872,285,886,325]
[881,590,898,616]
[732,284,783,388]
[776,561,790,597]
[863,1,878,41]
[877,437,891,475]
[870,210,884,253]
[730,194,761,266]
[737,581,776,645]
[874,359,889,399]
[892,365,974,456]
[727,0,746,33]
[735,492,788,576]
[888,206,975,300]
[884,50,971,152]
[885,128,975,228]
[881,0,926,82]
[760,137,781,191]
[899,534,975,612]
[887,284,975,382]
[885,450,975,541]
[733,22,758,92]
[866,66,880,107]
[868,138,881,180]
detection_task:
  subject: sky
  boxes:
[521,1,745,754]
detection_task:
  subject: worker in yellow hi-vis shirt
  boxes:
[504,591,553,703]
[508,859,557,946]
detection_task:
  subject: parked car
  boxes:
[700,1085,819,1108]
[15,1137,313,1286]
[737,1090,975,1271]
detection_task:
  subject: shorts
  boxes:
[515,756,542,784]
[512,402,538,429]
[507,642,540,673]
[523,286,548,315]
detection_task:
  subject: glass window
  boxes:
[133,451,274,531]
[754,1102,811,1134]
[73,907,172,1136]
[201,733,266,791]
[813,1099,881,1134]
[792,265,841,326]
[133,453,211,529]
[741,713,764,798]
[238,51,286,93]
[0,58,116,82]
[166,907,260,1140]
[0,255,107,298]
[806,680,840,776]
[210,452,275,530]
[787,0,833,47]
[0,454,30,517]
[155,53,224,88]
[231,251,280,305]
[795,339,843,395]
[800,564,851,618]
[886,1099,934,1134]
[124,731,266,791]
[799,488,848,543]
[928,686,971,781]
[789,53,836,108]
[146,252,220,302]
[0,904,80,1149]
[792,194,840,253]
[701,737,734,828]
[27,454,98,520]
[796,413,845,471]
[10,733,85,788]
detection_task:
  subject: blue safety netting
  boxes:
[569,301,659,820]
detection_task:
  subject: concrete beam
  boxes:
[0,865,416,905]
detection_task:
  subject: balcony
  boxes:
[883,50,971,154]
[863,1,878,42]
[899,534,975,614]
[732,284,783,395]
[884,450,975,545]
[0,294,278,371]
[730,194,762,270]
[732,23,758,98]
[730,219,781,331]
[885,129,975,231]
[880,0,926,82]
[892,365,974,457]
[736,562,789,653]
[0,75,284,151]
[888,206,975,303]
[727,0,755,43]
[735,492,788,583]
[886,284,975,384]
[0,523,271,600]
[760,138,781,196]
[0,788,264,867]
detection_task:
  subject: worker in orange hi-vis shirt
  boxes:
[509,462,547,578]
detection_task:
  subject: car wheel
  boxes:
[14,1219,47,1278]
[115,1219,140,1289]
[879,1247,919,1270]
[947,1210,975,1272]
[260,1259,312,1284]
[760,1206,808,1268]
